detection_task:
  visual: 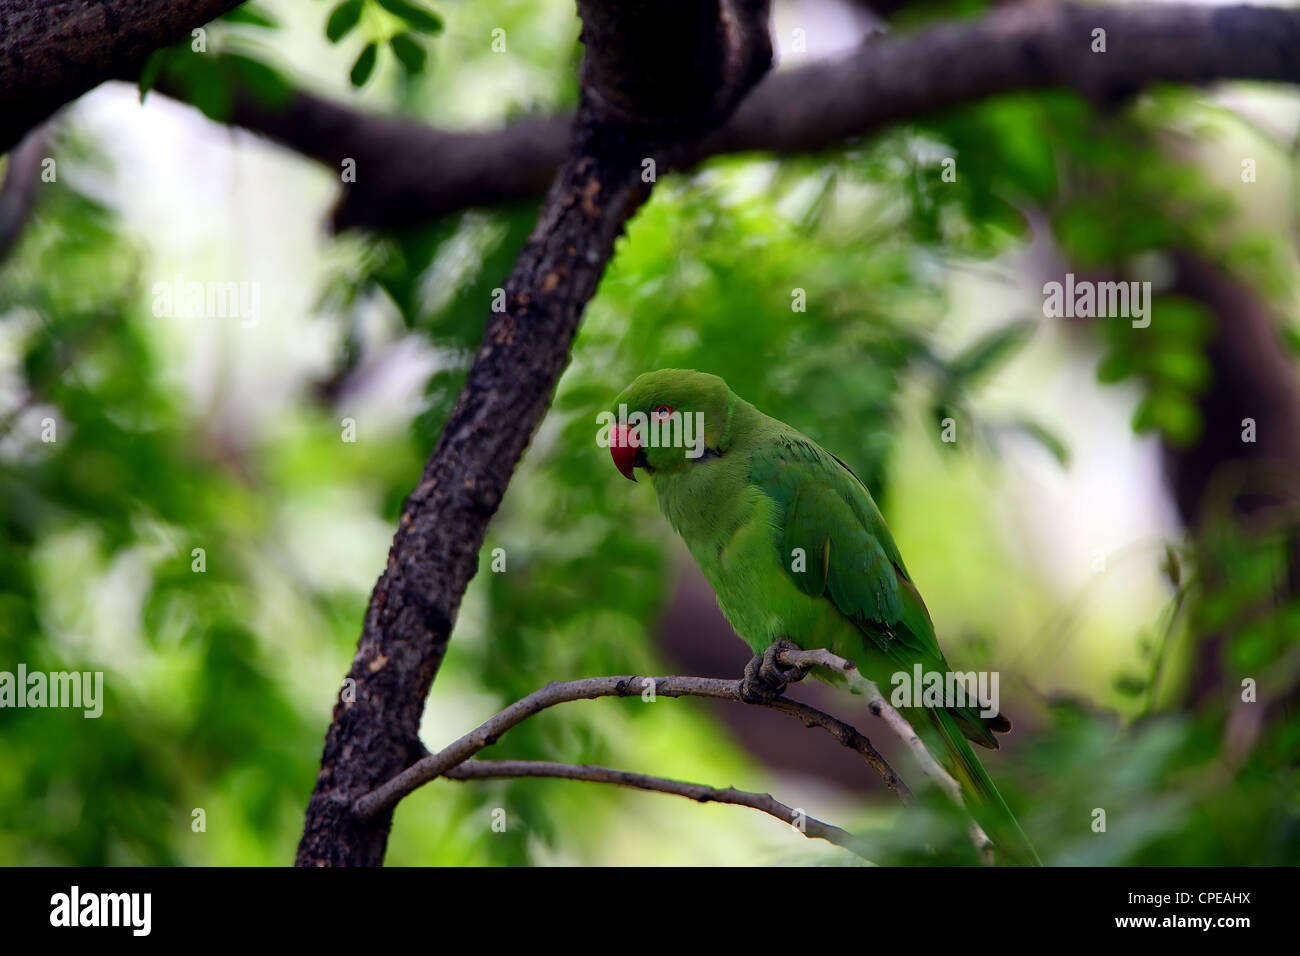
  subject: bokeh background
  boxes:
[1,0,1297,865]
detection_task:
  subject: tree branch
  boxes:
[777,648,994,864]
[295,0,773,867]
[0,121,54,261]
[348,645,998,863]
[353,671,906,822]
[445,759,874,860]
[175,2,1300,231]
[0,0,245,153]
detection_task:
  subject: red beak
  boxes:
[610,424,640,481]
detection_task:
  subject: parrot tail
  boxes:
[928,707,1042,866]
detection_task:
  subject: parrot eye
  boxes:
[652,404,673,420]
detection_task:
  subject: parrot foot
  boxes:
[740,639,809,703]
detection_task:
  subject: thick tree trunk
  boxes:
[294,0,773,866]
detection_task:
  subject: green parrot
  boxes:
[606,368,1040,865]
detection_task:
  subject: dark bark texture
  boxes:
[0,0,243,152]
[173,2,1300,231]
[294,0,772,866]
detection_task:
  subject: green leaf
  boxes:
[1281,324,1300,355]
[950,319,1035,383]
[1132,390,1201,446]
[1162,544,1182,589]
[222,4,279,28]
[138,48,169,102]
[326,0,365,43]
[1147,347,1209,392]
[227,54,291,107]
[1113,673,1148,698]
[377,0,444,34]
[1010,417,1070,467]
[389,33,427,74]
[186,64,235,122]
[350,42,379,87]
[1096,349,1134,384]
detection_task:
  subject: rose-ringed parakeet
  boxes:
[606,368,1040,866]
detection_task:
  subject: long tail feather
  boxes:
[928,708,1042,866]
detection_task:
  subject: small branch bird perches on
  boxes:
[353,643,995,865]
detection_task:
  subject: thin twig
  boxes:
[777,647,995,865]
[353,673,907,820]
[445,759,875,861]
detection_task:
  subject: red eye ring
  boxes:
[652,404,673,420]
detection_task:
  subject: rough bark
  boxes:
[0,0,244,153]
[174,2,1300,231]
[294,0,772,867]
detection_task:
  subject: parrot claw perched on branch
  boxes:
[740,639,809,703]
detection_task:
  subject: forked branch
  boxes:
[353,670,907,821]
[353,642,1001,864]
[776,647,994,864]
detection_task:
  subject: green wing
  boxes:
[749,432,944,670]
[750,430,1010,748]
[749,429,1038,864]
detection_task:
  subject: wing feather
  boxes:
[750,434,936,662]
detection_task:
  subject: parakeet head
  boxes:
[605,369,733,480]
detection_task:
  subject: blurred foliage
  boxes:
[0,0,1297,866]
